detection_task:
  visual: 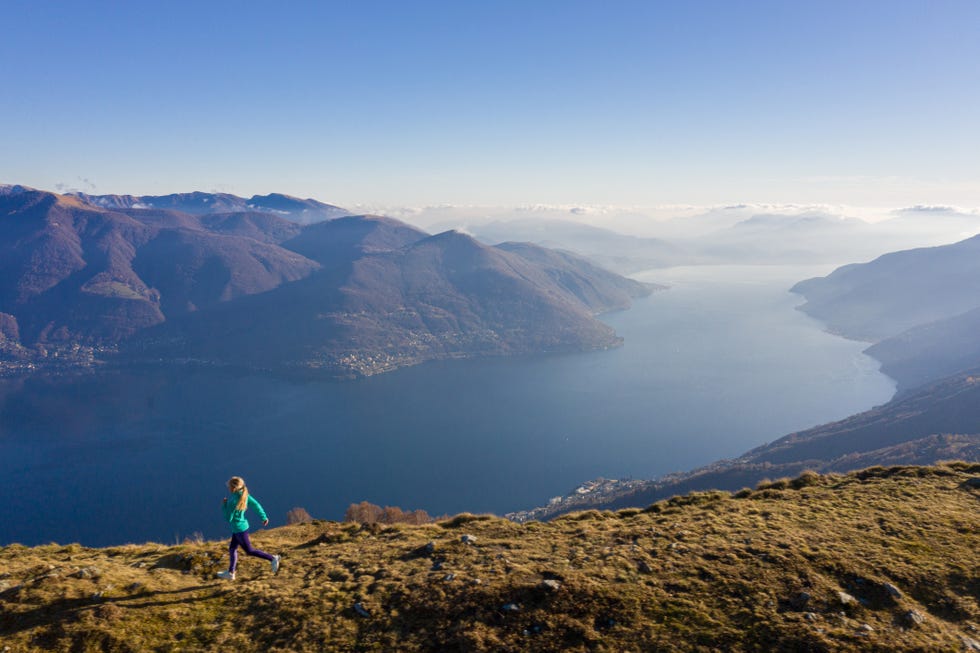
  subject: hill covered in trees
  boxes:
[0,185,657,378]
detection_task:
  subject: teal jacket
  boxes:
[222,491,268,534]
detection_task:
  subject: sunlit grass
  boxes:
[1,463,978,651]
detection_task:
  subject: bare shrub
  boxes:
[345,501,383,524]
[286,507,313,524]
[403,509,432,525]
[381,506,404,523]
[344,501,433,525]
[182,532,205,545]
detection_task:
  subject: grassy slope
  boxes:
[2,464,979,652]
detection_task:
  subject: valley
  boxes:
[0,263,894,547]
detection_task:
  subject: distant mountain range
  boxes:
[68,190,351,224]
[461,209,977,274]
[696,212,886,264]
[465,214,879,273]
[467,219,687,273]
[0,185,657,377]
[792,233,980,390]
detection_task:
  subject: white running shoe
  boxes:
[217,570,236,581]
[271,555,281,575]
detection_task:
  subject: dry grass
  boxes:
[2,463,979,651]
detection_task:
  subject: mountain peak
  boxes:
[416,229,485,250]
[245,193,350,221]
[0,183,36,197]
[281,214,427,265]
[62,188,350,224]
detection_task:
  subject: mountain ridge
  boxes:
[0,189,321,352]
[69,190,351,224]
[0,185,658,379]
[129,228,656,378]
[791,233,980,341]
[791,233,980,390]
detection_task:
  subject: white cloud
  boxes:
[895,204,960,214]
[344,200,980,237]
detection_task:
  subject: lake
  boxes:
[0,265,896,547]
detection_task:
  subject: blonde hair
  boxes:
[228,476,249,512]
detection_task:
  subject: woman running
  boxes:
[217,476,280,580]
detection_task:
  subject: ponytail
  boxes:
[228,476,249,511]
[236,486,249,512]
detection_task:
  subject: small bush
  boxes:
[616,508,643,518]
[666,491,728,508]
[345,501,383,524]
[344,501,432,525]
[790,470,823,490]
[402,510,433,525]
[756,478,791,491]
[439,513,496,528]
[751,489,786,500]
[286,507,314,524]
[182,532,205,545]
[855,466,889,480]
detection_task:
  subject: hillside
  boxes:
[790,233,980,391]
[791,233,980,343]
[2,464,979,651]
[132,229,657,377]
[866,307,980,392]
[1,186,656,378]
[0,189,321,359]
[468,219,686,273]
[494,242,665,311]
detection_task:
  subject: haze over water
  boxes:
[0,265,895,547]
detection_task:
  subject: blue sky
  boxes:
[2,0,979,208]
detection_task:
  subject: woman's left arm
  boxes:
[248,494,269,526]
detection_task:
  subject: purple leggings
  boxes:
[228,531,274,572]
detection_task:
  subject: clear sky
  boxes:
[2,0,979,209]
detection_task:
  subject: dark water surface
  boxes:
[0,265,895,546]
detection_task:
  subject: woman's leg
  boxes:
[228,534,242,572]
[236,531,275,562]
